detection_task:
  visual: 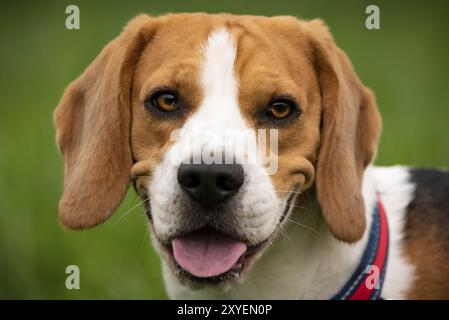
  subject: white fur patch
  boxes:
[367,166,416,299]
[150,29,284,296]
[184,29,244,132]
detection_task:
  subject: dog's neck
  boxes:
[248,198,373,299]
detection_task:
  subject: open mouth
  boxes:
[148,189,300,284]
[169,227,266,283]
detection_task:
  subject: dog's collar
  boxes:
[332,193,389,300]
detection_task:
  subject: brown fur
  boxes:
[54,15,160,228]
[404,169,449,299]
[405,216,449,299]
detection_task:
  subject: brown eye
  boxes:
[146,91,178,112]
[267,101,293,119]
[154,92,177,111]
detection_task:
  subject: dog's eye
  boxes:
[146,91,178,112]
[256,97,300,127]
[267,101,294,119]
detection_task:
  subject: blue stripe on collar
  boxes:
[332,194,389,300]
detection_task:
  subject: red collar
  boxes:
[332,193,389,300]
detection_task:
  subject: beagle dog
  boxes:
[54,13,449,299]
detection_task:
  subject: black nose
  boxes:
[177,163,244,209]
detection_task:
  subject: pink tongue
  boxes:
[172,228,247,278]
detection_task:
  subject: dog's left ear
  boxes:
[303,20,382,243]
[54,15,159,229]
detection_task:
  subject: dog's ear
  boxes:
[54,15,159,229]
[304,19,382,242]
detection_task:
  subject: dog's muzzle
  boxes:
[173,162,247,278]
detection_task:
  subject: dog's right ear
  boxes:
[54,15,160,229]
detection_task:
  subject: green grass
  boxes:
[0,0,448,299]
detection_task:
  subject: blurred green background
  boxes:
[0,0,448,299]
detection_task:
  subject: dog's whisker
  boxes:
[132,174,152,179]
[275,189,303,194]
[285,217,320,235]
[279,226,292,244]
[278,226,287,241]
[289,204,308,210]
[149,271,164,280]
[141,229,150,247]
[114,197,150,224]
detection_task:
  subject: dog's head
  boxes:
[54,13,381,287]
